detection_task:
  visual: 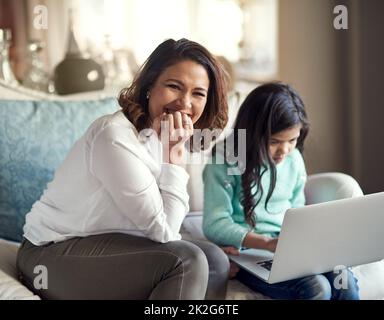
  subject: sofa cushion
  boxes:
[352,260,384,300]
[0,98,118,242]
[0,239,40,300]
[0,269,40,300]
[0,239,19,278]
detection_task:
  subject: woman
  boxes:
[17,38,229,300]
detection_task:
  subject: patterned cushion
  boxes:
[0,98,118,242]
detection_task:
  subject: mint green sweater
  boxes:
[203,148,307,249]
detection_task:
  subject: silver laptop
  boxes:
[229,192,384,284]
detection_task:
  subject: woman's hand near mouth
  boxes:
[151,111,194,166]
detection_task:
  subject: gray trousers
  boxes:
[16,233,229,300]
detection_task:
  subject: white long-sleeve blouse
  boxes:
[23,110,190,245]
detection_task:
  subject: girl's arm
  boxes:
[242,232,278,252]
[203,163,250,249]
[203,162,279,252]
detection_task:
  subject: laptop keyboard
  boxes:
[257,259,273,271]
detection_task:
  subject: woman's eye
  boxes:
[194,92,206,98]
[166,84,180,90]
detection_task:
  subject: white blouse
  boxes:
[23,110,190,245]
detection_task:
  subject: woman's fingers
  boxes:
[162,112,193,143]
[158,111,193,165]
[173,111,183,129]
[166,113,174,134]
[171,112,184,142]
[182,113,194,136]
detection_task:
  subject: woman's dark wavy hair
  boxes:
[118,38,228,149]
[232,82,310,228]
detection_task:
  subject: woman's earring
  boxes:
[146,91,150,99]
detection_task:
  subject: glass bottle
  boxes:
[22,40,50,92]
[0,28,18,85]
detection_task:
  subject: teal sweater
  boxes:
[203,148,307,249]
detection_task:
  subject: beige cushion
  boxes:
[0,269,40,300]
[0,239,19,279]
[0,240,41,300]
[352,261,384,300]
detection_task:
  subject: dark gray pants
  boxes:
[16,233,229,300]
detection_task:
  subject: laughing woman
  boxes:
[17,39,229,300]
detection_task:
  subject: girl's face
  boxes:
[147,59,210,124]
[269,125,301,164]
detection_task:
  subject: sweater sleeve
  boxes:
[89,124,189,243]
[203,163,249,249]
[290,150,307,208]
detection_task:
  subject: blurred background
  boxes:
[0,0,383,194]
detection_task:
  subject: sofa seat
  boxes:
[0,237,265,300]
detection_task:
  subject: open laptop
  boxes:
[229,191,384,284]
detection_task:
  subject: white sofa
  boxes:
[1,80,384,300]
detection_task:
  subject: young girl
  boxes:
[203,82,360,300]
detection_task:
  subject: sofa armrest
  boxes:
[304,172,363,205]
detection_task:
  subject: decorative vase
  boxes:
[53,12,105,95]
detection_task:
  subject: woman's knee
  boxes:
[194,240,230,275]
[160,240,209,299]
[165,240,210,277]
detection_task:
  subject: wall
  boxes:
[278,0,347,175]
[278,0,384,193]
[354,0,384,193]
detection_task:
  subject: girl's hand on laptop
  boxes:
[228,262,240,279]
[220,246,240,279]
[266,237,279,252]
[221,246,240,255]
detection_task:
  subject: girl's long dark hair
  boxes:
[232,82,310,228]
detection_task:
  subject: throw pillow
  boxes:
[0,98,118,241]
